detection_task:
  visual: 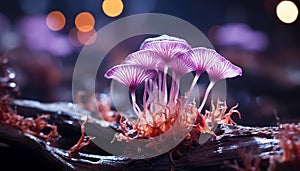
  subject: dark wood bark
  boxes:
[0,100,298,171]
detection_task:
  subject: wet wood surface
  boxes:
[0,100,298,171]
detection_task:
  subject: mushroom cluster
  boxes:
[105,35,242,115]
[105,35,242,142]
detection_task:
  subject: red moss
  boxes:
[75,89,241,144]
[84,94,242,144]
[68,117,95,157]
[76,91,120,122]
[0,55,59,145]
[276,123,300,162]
[112,98,198,142]
[0,97,60,145]
[204,99,241,126]
[225,147,262,171]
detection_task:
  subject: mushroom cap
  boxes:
[105,64,157,90]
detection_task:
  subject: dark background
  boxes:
[0,0,299,126]
[0,0,300,171]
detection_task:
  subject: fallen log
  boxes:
[0,99,299,171]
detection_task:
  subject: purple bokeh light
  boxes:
[17,16,73,57]
[215,23,269,51]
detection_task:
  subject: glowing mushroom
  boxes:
[104,64,156,115]
[168,55,194,102]
[140,34,192,103]
[198,57,242,113]
[187,47,223,95]
[124,50,162,106]
[125,49,163,70]
[140,34,191,64]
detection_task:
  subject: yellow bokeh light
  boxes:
[46,11,66,31]
[75,12,95,32]
[102,0,124,17]
[276,1,298,24]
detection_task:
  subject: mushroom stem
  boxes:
[130,89,141,116]
[162,66,168,104]
[169,71,176,104]
[188,72,201,97]
[143,80,148,110]
[157,71,162,104]
[174,78,180,101]
[198,81,215,114]
[183,72,201,106]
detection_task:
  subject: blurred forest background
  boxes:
[0,0,299,126]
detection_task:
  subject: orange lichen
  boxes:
[0,96,60,144]
[225,147,262,171]
[0,55,59,145]
[76,91,120,122]
[112,98,199,142]
[276,123,300,162]
[204,99,241,127]
[264,123,300,170]
[76,91,97,111]
[108,97,240,143]
[0,99,59,142]
[68,117,95,157]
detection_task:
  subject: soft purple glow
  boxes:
[215,23,269,51]
[18,16,73,57]
[47,35,73,56]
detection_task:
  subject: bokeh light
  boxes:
[77,29,97,45]
[213,23,269,51]
[19,16,72,56]
[68,27,82,47]
[68,27,97,46]
[46,11,66,31]
[75,12,95,32]
[276,1,298,24]
[102,0,124,17]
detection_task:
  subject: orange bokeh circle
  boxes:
[75,12,95,32]
[46,11,66,31]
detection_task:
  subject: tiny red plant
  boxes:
[0,55,60,145]
[275,123,300,162]
[68,117,95,157]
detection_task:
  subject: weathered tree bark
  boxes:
[0,100,298,171]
